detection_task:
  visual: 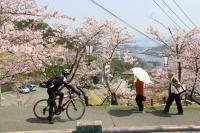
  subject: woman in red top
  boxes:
[134,78,144,112]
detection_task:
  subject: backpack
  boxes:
[40,77,55,88]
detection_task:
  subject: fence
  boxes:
[144,97,166,106]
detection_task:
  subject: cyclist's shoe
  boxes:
[49,120,54,124]
[55,106,62,115]
[48,116,54,124]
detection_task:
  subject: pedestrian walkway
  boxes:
[0,105,200,132]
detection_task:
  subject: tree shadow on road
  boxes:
[26,117,70,124]
[147,107,172,117]
[108,108,141,117]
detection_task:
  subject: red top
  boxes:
[134,79,144,95]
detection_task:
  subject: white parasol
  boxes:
[131,67,151,84]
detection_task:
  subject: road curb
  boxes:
[3,130,74,133]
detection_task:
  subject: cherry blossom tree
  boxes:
[181,35,200,99]
[91,21,134,105]
[57,18,135,105]
[148,27,199,81]
[148,27,200,101]
[0,0,74,85]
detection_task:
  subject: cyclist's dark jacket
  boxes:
[48,75,69,92]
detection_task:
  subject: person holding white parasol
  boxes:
[131,67,151,112]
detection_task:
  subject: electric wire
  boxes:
[90,0,163,46]
[173,0,197,27]
[161,0,191,29]
[152,0,182,29]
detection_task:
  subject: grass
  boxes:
[87,93,200,109]
[90,102,200,110]
[0,51,13,59]
[88,94,102,106]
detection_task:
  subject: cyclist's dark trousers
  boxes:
[55,91,64,107]
[135,95,144,111]
[47,90,56,120]
[67,84,80,95]
[164,93,183,113]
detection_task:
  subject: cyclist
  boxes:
[46,69,80,124]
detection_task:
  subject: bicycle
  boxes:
[33,89,86,121]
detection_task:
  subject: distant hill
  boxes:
[140,45,167,56]
[119,44,151,54]
[118,44,168,56]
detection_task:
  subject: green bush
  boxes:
[1,83,15,92]
[84,55,97,65]
[13,73,28,81]
[45,64,71,77]
[0,51,13,59]
[27,70,43,78]
[92,76,100,84]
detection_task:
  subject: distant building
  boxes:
[147,61,161,68]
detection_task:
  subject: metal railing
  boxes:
[103,125,200,133]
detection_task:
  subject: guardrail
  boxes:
[103,125,200,133]
[76,120,200,133]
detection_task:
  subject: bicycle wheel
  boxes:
[66,98,86,120]
[33,99,49,120]
[76,87,88,106]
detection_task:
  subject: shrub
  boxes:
[1,83,15,92]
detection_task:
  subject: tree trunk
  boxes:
[178,61,182,81]
[111,92,118,105]
[190,58,199,100]
[102,62,118,105]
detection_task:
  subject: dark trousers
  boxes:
[164,93,183,113]
[135,95,144,111]
[47,89,64,120]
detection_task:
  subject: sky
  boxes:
[36,0,200,47]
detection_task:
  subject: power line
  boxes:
[173,0,197,27]
[90,0,163,46]
[152,0,182,29]
[161,0,191,30]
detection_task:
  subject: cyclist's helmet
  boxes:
[62,69,70,77]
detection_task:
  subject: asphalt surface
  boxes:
[0,105,200,132]
[1,87,48,106]
[0,88,200,132]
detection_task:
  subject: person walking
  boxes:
[134,78,145,112]
[163,72,183,115]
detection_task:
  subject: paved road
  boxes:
[0,105,200,132]
[1,87,48,106]
[1,89,200,132]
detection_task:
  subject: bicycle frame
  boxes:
[54,90,77,112]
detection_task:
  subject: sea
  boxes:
[134,53,162,62]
